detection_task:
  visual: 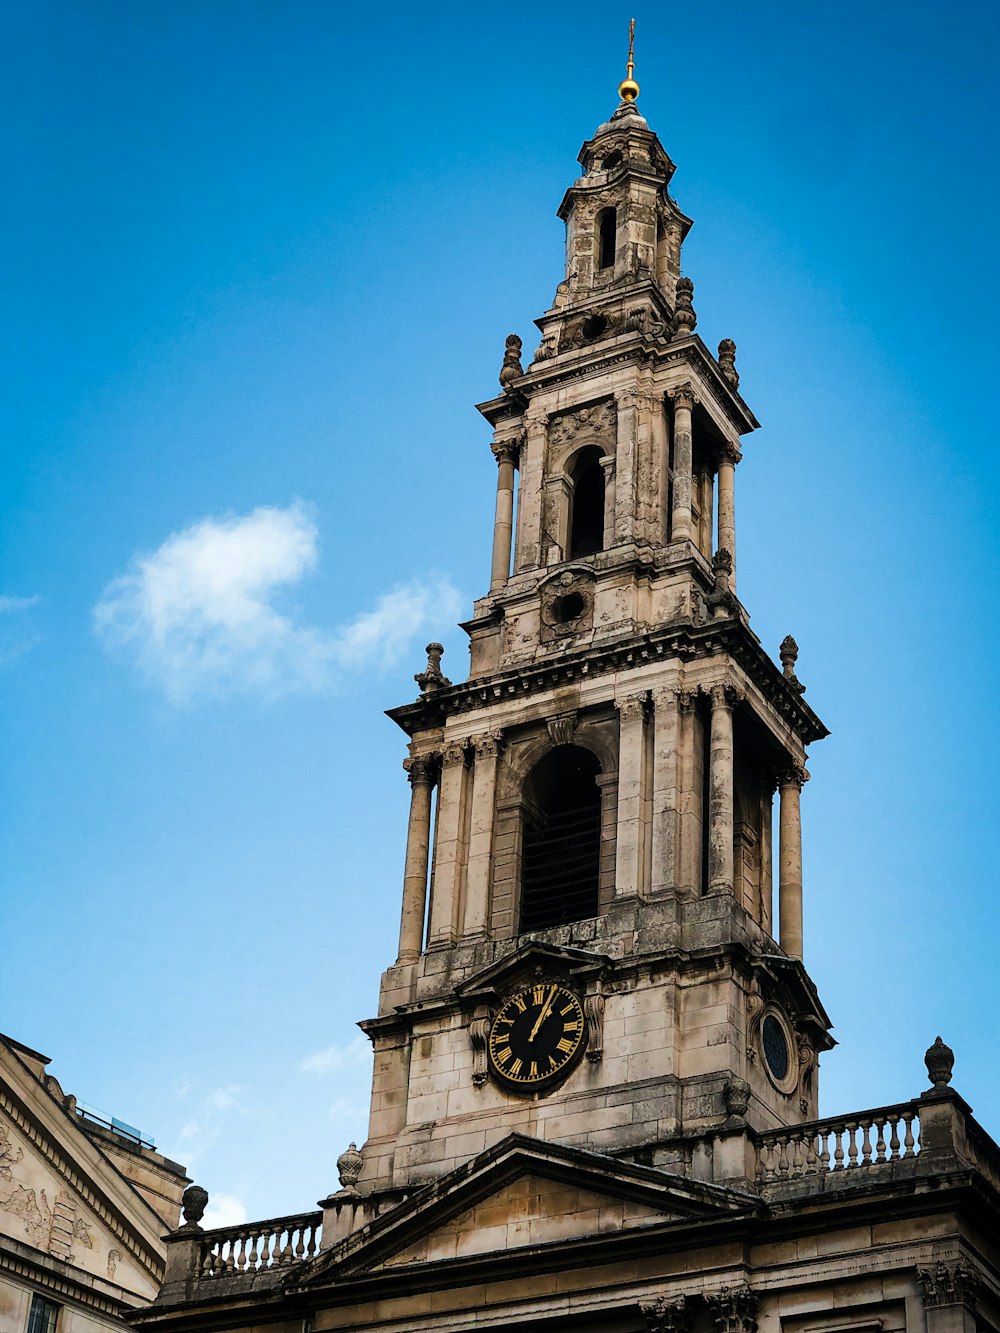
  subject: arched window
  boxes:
[520,746,602,933]
[597,207,617,270]
[569,447,605,559]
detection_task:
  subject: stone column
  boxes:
[669,384,696,543]
[427,742,469,949]
[778,765,808,959]
[614,386,638,544]
[707,683,739,894]
[514,409,547,573]
[675,689,700,898]
[600,454,616,548]
[462,732,503,937]
[717,441,740,587]
[918,1261,981,1333]
[397,755,438,962]
[649,685,680,896]
[489,439,519,589]
[759,779,776,936]
[615,693,649,898]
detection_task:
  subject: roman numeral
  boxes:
[509,1058,523,1077]
[496,1047,512,1065]
[556,1037,574,1054]
[559,1004,576,1016]
[533,985,546,1005]
[493,1032,509,1046]
[563,1020,581,1033]
[513,996,527,1013]
[529,1061,538,1078]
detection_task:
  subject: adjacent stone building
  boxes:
[129,54,1000,1333]
[1,1033,188,1333]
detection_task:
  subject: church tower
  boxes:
[352,47,833,1213]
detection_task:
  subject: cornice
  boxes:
[386,618,828,746]
[0,1238,139,1318]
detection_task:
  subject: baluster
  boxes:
[888,1114,901,1160]
[278,1227,293,1265]
[804,1130,820,1173]
[859,1119,873,1165]
[833,1125,845,1170]
[258,1228,272,1269]
[846,1120,859,1167]
[200,1243,213,1277]
[818,1129,831,1172]
[776,1133,789,1177]
[873,1116,887,1162]
[249,1230,263,1271]
[903,1112,917,1157]
[793,1133,807,1177]
[294,1223,306,1262]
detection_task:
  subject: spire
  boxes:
[618,18,639,104]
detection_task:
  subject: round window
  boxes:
[762,1014,789,1082]
[553,591,586,624]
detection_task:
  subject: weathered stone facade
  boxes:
[128,60,1000,1333]
[1,1033,188,1333]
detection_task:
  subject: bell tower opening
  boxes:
[568,447,606,559]
[597,206,617,270]
[519,746,602,933]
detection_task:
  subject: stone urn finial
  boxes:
[414,642,451,694]
[925,1035,955,1088]
[180,1184,208,1231]
[671,276,696,340]
[779,635,806,695]
[337,1142,363,1190]
[718,337,740,389]
[499,333,524,387]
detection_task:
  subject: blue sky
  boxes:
[2,1,999,1224]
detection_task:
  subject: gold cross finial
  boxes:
[618,18,639,103]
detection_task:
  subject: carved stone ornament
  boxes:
[546,713,577,747]
[336,1142,363,1190]
[924,1035,955,1088]
[779,634,806,695]
[705,548,737,617]
[442,741,469,767]
[469,1016,492,1087]
[491,434,522,467]
[708,680,742,710]
[779,764,810,790]
[547,399,616,450]
[498,333,524,387]
[474,730,504,759]
[584,993,606,1063]
[414,642,451,694]
[723,1076,751,1120]
[718,337,740,389]
[180,1184,208,1231]
[668,382,698,411]
[671,276,697,339]
[403,754,437,787]
[616,693,648,723]
[746,978,765,1064]
[917,1260,981,1310]
[707,1286,760,1333]
[642,1297,693,1333]
[532,331,559,362]
[539,570,595,643]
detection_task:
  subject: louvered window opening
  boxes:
[521,800,601,931]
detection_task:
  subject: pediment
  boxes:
[298,1134,755,1283]
[455,941,613,1005]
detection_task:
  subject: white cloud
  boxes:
[201,1192,248,1230]
[93,502,460,705]
[298,1036,371,1076]
[207,1085,245,1110]
[0,595,40,614]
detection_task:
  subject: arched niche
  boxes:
[519,745,603,933]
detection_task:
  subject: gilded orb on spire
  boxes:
[618,17,640,103]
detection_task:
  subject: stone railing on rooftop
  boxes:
[756,1100,921,1183]
[197,1210,322,1278]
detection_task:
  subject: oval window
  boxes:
[762,1015,789,1082]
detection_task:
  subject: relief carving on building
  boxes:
[918,1260,981,1309]
[707,1286,760,1333]
[642,1296,693,1333]
[547,400,616,455]
[584,993,605,1064]
[539,569,596,644]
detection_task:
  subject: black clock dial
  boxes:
[487,983,586,1090]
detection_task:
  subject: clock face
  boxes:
[487,983,586,1091]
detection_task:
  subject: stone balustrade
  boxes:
[197,1211,322,1278]
[757,1101,921,1182]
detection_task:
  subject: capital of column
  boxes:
[668,382,698,411]
[442,740,470,767]
[677,687,699,713]
[779,764,810,790]
[523,405,548,432]
[707,1286,760,1333]
[708,681,744,711]
[473,729,504,759]
[491,435,522,467]
[642,1297,693,1333]
[615,691,649,723]
[917,1261,982,1311]
[719,439,742,467]
[403,754,438,786]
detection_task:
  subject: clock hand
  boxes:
[528,985,557,1044]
